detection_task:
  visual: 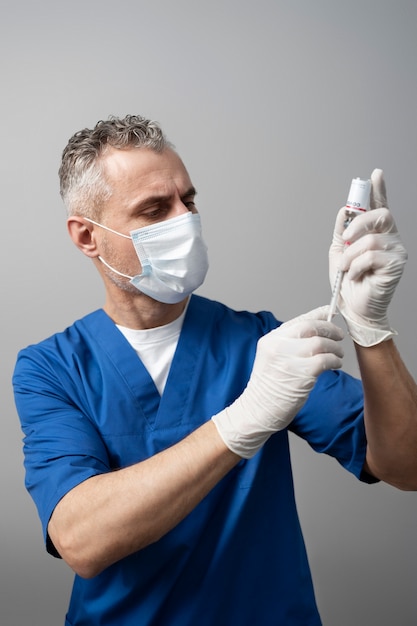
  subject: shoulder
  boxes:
[190,295,281,335]
[13,310,106,377]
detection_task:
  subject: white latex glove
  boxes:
[212,306,344,459]
[329,169,407,347]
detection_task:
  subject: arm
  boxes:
[48,307,344,578]
[48,420,239,579]
[329,169,417,489]
[357,340,417,490]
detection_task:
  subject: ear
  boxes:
[67,217,99,258]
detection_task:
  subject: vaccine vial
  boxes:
[344,177,371,228]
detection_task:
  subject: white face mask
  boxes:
[85,212,209,304]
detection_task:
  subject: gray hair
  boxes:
[59,114,172,217]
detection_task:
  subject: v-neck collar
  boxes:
[80,295,217,431]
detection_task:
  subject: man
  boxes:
[13,115,417,625]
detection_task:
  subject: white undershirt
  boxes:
[116,307,187,396]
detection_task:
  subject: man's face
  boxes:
[94,146,198,289]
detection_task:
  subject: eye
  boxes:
[144,205,169,219]
[148,208,163,217]
[183,200,197,211]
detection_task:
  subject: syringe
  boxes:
[327,177,371,322]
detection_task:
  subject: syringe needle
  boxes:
[327,268,344,322]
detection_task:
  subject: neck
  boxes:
[103,290,189,330]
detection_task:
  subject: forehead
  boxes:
[101,146,192,197]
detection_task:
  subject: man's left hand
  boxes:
[329,168,408,347]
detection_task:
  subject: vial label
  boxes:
[346,177,371,211]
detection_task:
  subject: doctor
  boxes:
[13,115,417,626]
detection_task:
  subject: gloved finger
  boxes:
[331,206,350,242]
[340,230,402,270]
[264,334,345,372]
[305,335,345,359]
[342,207,397,244]
[281,305,331,326]
[370,168,389,210]
[285,349,344,379]
[309,351,344,375]
[344,248,407,282]
[278,314,345,341]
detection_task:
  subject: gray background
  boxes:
[1,1,416,624]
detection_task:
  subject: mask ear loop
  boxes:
[97,256,134,280]
[84,217,132,239]
[83,218,135,279]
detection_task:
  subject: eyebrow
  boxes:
[181,186,198,199]
[130,186,198,212]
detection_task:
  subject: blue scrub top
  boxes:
[13,295,368,626]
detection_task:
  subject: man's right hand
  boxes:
[212,306,344,458]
